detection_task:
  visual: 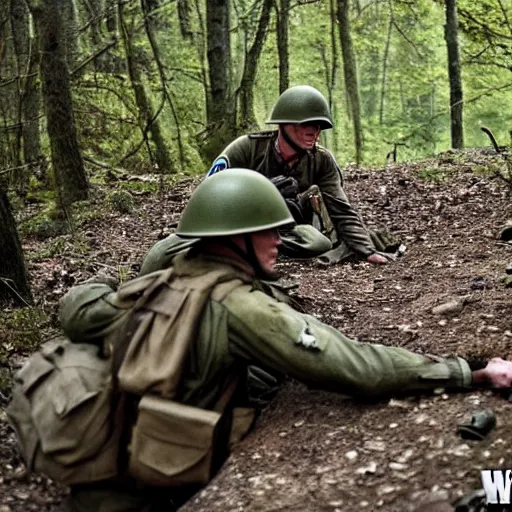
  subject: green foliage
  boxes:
[416,167,449,182]
[19,207,71,239]
[27,232,90,261]
[106,189,135,214]
[4,0,512,177]
[0,307,48,394]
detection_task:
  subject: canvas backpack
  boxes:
[6,263,253,486]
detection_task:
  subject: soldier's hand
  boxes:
[473,358,512,388]
[270,175,299,199]
[367,253,390,265]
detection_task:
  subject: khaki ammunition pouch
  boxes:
[129,392,233,487]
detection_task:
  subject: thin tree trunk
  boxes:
[118,0,172,172]
[141,0,184,168]
[337,0,363,165]
[379,1,392,125]
[203,0,234,160]
[238,0,273,130]
[61,0,80,68]
[0,0,17,170]
[193,0,210,120]
[445,0,464,149]
[329,0,338,153]
[27,0,89,208]
[206,0,231,124]
[0,187,32,306]
[10,0,42,193]
[276,0,290,94]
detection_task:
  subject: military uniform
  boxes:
[210,131,376,258]
[66,252,471,402]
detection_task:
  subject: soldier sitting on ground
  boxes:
[47,169,512,511]
[140,85,397,276]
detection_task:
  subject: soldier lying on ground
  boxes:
[141,85,398,275]
[47,170,512,511]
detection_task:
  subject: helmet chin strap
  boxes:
[219,236,280,281]
[279,125,307,159]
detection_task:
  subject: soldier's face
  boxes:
[251,228,281,273]
[286,123,321,150]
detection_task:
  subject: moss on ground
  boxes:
[0,307,49,394]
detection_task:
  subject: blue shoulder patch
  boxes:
[205,156,230,178]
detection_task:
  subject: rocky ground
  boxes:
[1,149,512,511]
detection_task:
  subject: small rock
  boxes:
[470,277,491,291]
[377,485,397,496]
[389,462,408,471]
[438,319,447,326]
[364,440,386,452]
[432,299,465,316]
[356,462,378,475]
[345,450,358,461]
[415,413,429,424]
[388,398,410,409]
[487,326,500,333]
[293,420,305,428]
[315,466,332,475]
[450,444,471,457]
[397,449,415,463]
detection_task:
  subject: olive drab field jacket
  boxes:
[63,252,473,408]
[213,132,377,257]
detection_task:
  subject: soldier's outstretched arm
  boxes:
[224,286,474,398]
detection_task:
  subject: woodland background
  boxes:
[2,3,512,508]
[1,0,512,308]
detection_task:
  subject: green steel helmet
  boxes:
[176,168,294,238]
[266,85,333,130]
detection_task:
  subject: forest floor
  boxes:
[1,148,512,511]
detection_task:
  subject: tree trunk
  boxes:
[10,0,43,193]
[0,187,32,306]
[61,0,80,68]
[206,0,231,124]
[119,0,173,173]
[378,1,392,125]
[238,0,273,130]
[445,0,464,149]
[329,0,339,153]
[28,0,89,208]
[193,0,210,121]
[276,0,290,94]
[141,0,184,168]
[337,0,363,165]
[203,0,234,160]
[0,0,17,170]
